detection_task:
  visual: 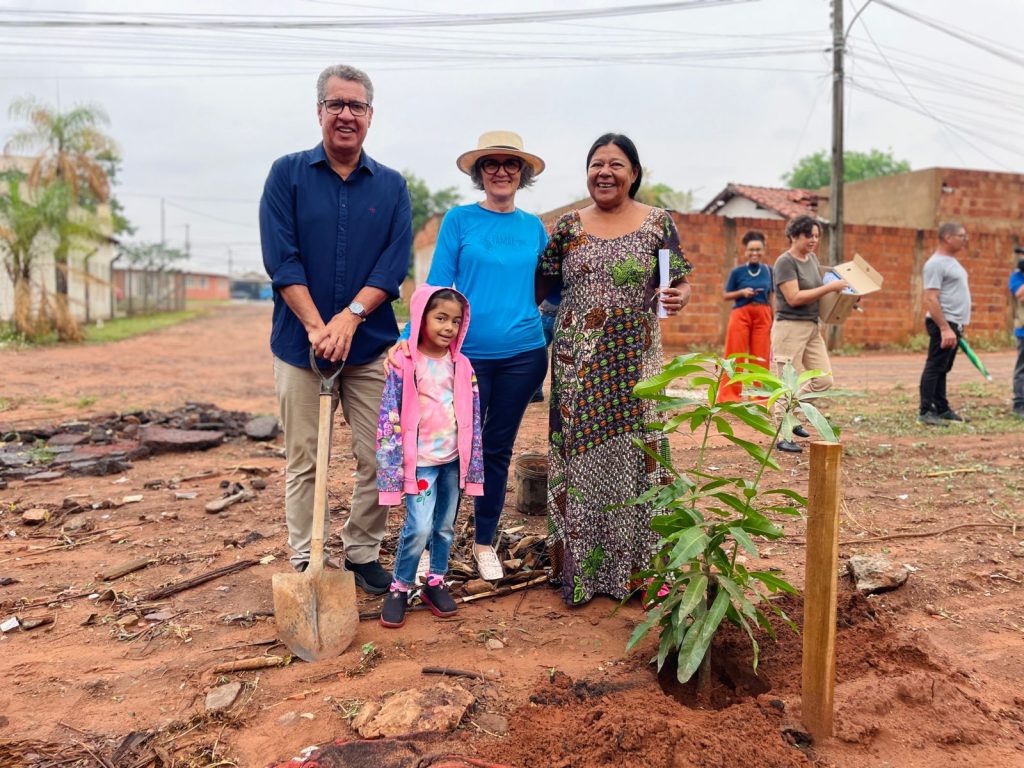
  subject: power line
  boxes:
[0,1,755,30]
[873,0,1024,69]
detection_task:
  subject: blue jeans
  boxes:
[470,346,548,546]
[392,460,460,587]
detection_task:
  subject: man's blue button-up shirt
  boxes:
[259,144,412,368]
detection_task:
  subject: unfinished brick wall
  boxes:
[938,170,1024,236]
[661,213,1020,352]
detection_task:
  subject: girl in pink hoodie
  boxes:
[376,285,484,628]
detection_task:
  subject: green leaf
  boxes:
[761,487,808,505]
[724,405,777,436]
[676,573,709,624]
[667,527,710,569]
[736,510,784,539]
[798,400,837,442]
[753,607,778,641]
[675,589,730,683]
[711,415,734,437]
[626,606,662,651]
[729,526,760,558]
[723,434,779,469]
[656,622,675,671]
[749,571,800,594]
[795,368,826,386]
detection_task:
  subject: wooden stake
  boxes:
[801,441,842,742]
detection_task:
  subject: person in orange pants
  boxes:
[718,230,774,403]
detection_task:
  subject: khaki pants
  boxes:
[770,319,833,425]
[273,355,388,568]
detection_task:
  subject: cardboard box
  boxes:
[818,253,884,325]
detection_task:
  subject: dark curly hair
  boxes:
[785,215,820,241]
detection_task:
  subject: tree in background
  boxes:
[5,97,123,339]
[635,169,695,212]
[782,148,911,189]
[404,171,460,239]
[0,172,103,339]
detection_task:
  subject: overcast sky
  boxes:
[1,0,1021,274]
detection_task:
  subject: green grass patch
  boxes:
[84,310,205,344]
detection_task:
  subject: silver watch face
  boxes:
[349,301,365,317]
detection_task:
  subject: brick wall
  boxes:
[660,213,1019,352]
[938,169,1024,236]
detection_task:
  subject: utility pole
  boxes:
[184,224,191,257]
[829,0,844,267]
[160,198,166,248]
[227,247,233,277]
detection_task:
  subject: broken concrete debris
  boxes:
[0,403,277,484]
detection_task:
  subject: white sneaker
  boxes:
[474,546,504,582]
[416,549,431,583]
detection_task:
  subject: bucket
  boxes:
[514,452,548,516]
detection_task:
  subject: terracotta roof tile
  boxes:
[704,183,819,219]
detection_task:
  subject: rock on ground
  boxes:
[244,415,280,441]
[352,682,475,738]
[846,553,910,594]
[205,681,244,712]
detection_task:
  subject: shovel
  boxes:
[272,348,358,661]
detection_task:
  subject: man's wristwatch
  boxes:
[347,301,367,321]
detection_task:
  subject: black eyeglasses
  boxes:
[480,157,523,175]
[320,98,370,117]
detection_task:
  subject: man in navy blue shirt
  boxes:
[260,64,412,593]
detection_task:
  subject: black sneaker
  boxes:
[293,561,309,573]
[792,425,810,439]
[777,439,802,453]
[345,559,392,595]
[1014,408,1024,420]
[380,590,408,628]
[938,409,968,423]
[917,411,949,426]
[421,582,458,618]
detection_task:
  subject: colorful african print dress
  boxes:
[540,207,692,606]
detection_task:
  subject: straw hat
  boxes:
[456,130,545,176]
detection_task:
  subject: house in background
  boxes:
[183,270,230,301]
[0,155,118,326]
[229,271,272,300]
[701,183,818,220]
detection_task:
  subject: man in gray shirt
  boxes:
[918,222,971,425]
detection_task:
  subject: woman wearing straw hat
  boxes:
[390,130,548,582]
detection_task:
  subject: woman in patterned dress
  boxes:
[538,133,693,606]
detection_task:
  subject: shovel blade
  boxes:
[272,569,359,662]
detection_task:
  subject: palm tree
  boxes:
[5,97,120,339]
[0,174,73,337]
[5,97,117,203]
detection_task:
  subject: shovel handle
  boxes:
[309,346,345,395]
[308,347,343,575]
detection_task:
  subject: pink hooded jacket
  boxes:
[375,284,485,506]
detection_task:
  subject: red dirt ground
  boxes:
[1,302,1022,767]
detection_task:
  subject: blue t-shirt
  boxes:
[409,203,548,359]
[725,263,773,308]
[1010,271,1024,338]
